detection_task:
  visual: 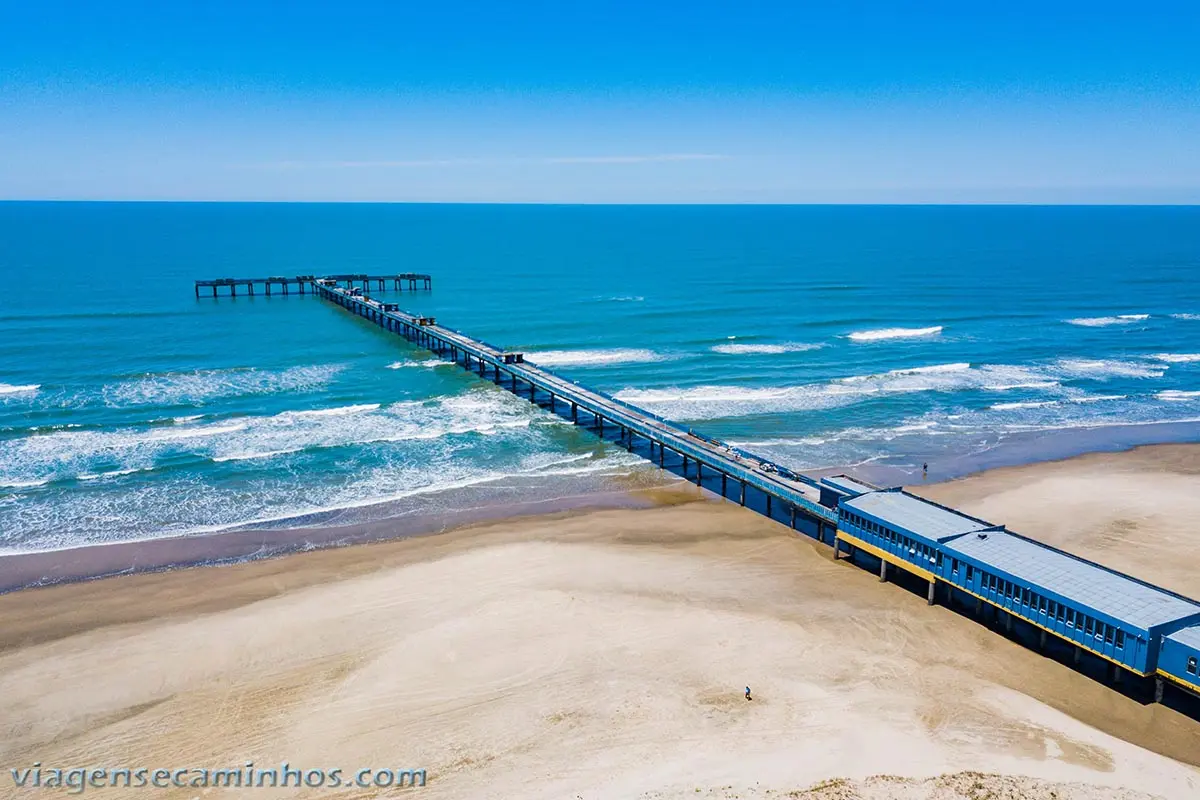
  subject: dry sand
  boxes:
[2,448,1200,799]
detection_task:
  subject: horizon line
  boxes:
[2,199,1199,207]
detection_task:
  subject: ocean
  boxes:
[2,202,1199,556]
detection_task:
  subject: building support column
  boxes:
[790,505,796,529]
[721,472,727,497]
[879,560,888,582]
[1155,677,1164,703]
[927,580,936,606]
[695,462,702,485]
[1039,630,1047,651]
[1073,646,1081,666]
[739,481,746,506]
[766,495,772,517]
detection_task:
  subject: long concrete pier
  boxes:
[310,279,839,534]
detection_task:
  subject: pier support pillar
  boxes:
[880,560,888,582]
[721,473,727,497]
[833,536,841,560]
[766,494,772,517]
[1073,646,1081,666]
[1005,612,1012,634]
[790,505,796,529]
[976,597,983,616]
[927,580,936,606]
[194,284,200,298]
[695,462,702,485]
[597,416,603,435]
[1155,677,1164,703]
[682,455,689,475]
[628,432,634,452]
[739,481,746,506]
[659,446,665,467]
[816,522,823,543]
[1039,630,1047,651]
[212,286,217,297]
[571,403,578,422]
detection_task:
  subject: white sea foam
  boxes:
[285,403,380,418]
[527,348,667,366]
[847,326,943,342]
[1055,359,1165,379]
[710,342,824,355]
[0,478,49,489]
[172,415,204,424]
[77,467,154,481]
[0,388,550,489]
[991,400,1057,411]
[1157,390,1200,401]
[1171,313,1200,321]
[1065,314,1149,327]
[597,295,644,302]
[1153,353,1200,363]
[387,359,453,369]
[0,383,40,395]
[99,364,342,408]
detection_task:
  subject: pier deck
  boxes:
[195,273,432,297]
[311,280,838,531]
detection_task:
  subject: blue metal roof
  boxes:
[820,474,878,497]
[1166,624,1200,651]
[842,490,995,542]
[945,531,1200,631]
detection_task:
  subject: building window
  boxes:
[952,559,959,576]
[1104,626,1114,645]
[1005,582,1013,600]
[1188,657,1197,675]
[1066,610,1075,628]
[1115,630,1125,649]
[1084,617,1094,636]
[966,564,974,582]
[1048,601,1056,619]
[1057,605,1066,623]
[936,552,943,568]
[1022,588,1030,606]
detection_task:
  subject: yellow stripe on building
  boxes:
[1156,668,1200,692]
[834,529,1147,676]
[835,529,937,583]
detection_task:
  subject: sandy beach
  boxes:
[2,446,1200,799]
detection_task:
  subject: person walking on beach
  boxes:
[922,462,928,479]
[745,686,752,701]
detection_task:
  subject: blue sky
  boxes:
[2,1,1198,203]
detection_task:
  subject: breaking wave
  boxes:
[97,365,343,408]
[710,342,824,355]
[1065,314,1150,327]
[1158,390,1200,401]
[526,348,668,366]
[387,359,453,369]
[847,326,943,342]
[1152,353,1200,363]
[0,383,40,396]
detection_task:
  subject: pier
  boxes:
[194,273,432,298]
[309,278,839,536]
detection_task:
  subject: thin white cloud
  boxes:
[542,154,728,164]
[256,154,729,170]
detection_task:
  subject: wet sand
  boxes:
[2,449,1200,799]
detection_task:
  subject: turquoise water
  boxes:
[2,202,1199,553]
